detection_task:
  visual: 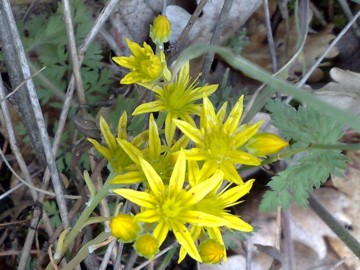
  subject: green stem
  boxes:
[308,193,360,258]
[260,142,360,166]
[62,232,112,270]
[311,143,360,150]
[45,180,111,270]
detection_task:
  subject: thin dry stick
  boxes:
[18,0,121,268]
[61,0,87,112]
[132,243,177,270]
[246,236,252,270]
[296,10,360,89]
[337,0,360,38]
[175,0,209,52]
[309,1,327,27]
[98,238,117,270]
[0,183,23,201]
[0,66,46,104]
[263,0,278,73]
[201,0,234,80]
[281,209,295,270]
[0,76,37,199]
[1,0,70,228]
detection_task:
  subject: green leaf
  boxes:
[260,101,347,211]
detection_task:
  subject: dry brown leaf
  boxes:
[167,0,262,45]
[331,150,360,269]
[242,12,338,82]
[314,68,360,116]
[230,188,352,269]
[290,188,351,260]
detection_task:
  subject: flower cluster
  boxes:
[91,15,288,264]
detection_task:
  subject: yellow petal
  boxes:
[173,222,202,263]
[148,114,161,160]
[228,150,261,166]
[139,157,165,195]
[223,96,243,134]
[165,112,176,146]
[133,100,165,115]
[113,189,154,208]
[153,221,170,246]
[219,179,254,205]
[110,171,144,184]
[219,161,243,184]
[174,119,203,144]
[187,171,223,204]
[233,122,262,148]
[135,210,160,223]
[169,150,186,196]
[185,210,229,227]
[224,214,254,232]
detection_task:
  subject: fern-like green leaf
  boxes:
[260,100,347,211]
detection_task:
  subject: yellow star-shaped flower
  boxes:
[174,96,262,184]
[133,62,218,144]
[113,150,229,263]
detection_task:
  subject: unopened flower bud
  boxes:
[199,239,225,264]
[110,214,141,243]
[133,234,159,260]
[245,132,288,156]
[150,15,171,48]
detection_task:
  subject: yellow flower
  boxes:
[245,132,288,156]
[133,62,218,144]
[174,96,262,184]
[113,114,188,185]
[110,214,141,243]
[112,38,170,85]
[113,150,229,263]
[198,239,225,264]
[88,113,133,175]
[178,180,254,262]
[150,15,171,48]
[133,234,159,260]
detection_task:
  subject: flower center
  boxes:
[140,54,162,80]
[204,131,231,163]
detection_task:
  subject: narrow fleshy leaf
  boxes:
[117,139,143,164]
[117,111,128,140]
[88,138,111,160]
[100,117,117,151]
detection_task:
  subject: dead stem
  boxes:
[201,0,234,81]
